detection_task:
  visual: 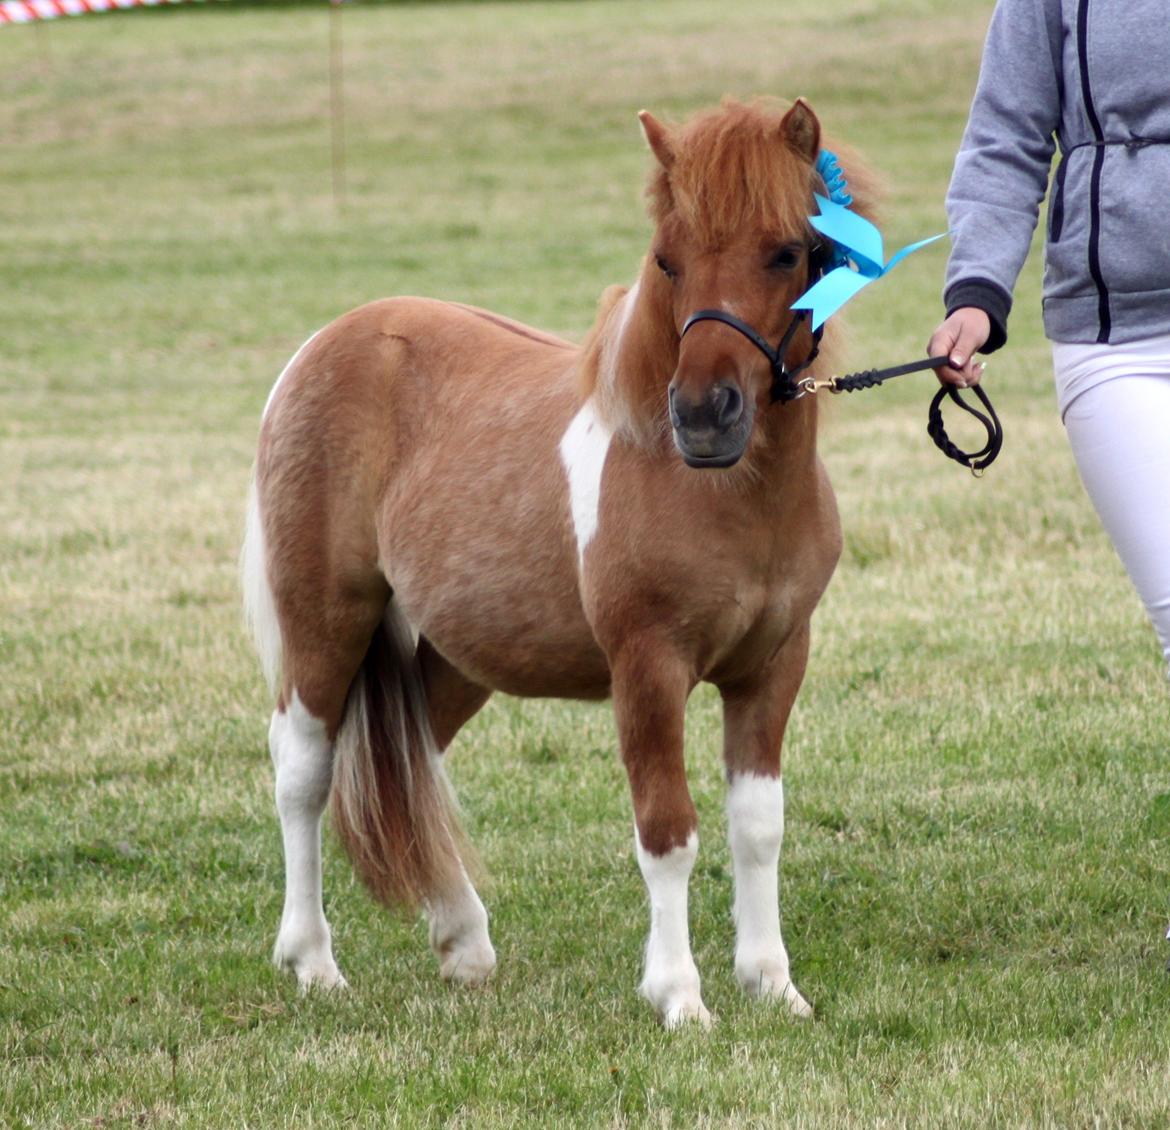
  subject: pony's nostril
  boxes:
[671,383,744,433]
[712,383,743,429]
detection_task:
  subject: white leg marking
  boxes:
[727,774,811,1017]
[635,829,710,1029]
[270,694,346,990]
[559,398,614,566]
[427,868,497,986]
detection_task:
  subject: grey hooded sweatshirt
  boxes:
[945,0,1170,350]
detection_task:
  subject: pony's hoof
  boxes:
[429,888,496,986]
[640,964,710,1030]
[277,954,348,992]
[662,998,713,1030]
[737,962,813,1018]
[438,940,497,986]
[775,981,813,1019]
[273,930,346,991]
[297,966,349,993]
[758,979,812,1018]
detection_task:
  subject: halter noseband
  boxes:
[678,306,823,405]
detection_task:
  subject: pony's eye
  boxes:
[655,254,678,281]
[767,245,803,272]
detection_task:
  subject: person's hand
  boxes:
[928,307,990,387]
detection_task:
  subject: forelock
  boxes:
[646,99,817,246]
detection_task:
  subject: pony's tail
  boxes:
[331,602,471,910]
[241,476,282,696]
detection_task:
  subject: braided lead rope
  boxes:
[800,355,1004,474]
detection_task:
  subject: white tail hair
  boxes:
[241,476,282,695]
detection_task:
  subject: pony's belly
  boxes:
[399,586,612,700]
[424,623,612,700]
[473,643,612,700]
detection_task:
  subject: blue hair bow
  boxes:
[793,150,944,330]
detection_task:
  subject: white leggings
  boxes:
[1053,338,1170,676]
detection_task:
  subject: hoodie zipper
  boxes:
[1050,157,1069,242]
[1076,0,1112,342]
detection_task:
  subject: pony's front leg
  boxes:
[720,628,813,1018]
[611,642,709,1029]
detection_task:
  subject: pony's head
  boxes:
[638,98,851,468]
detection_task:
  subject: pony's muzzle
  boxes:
[668,380,752,468]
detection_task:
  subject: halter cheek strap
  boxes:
[678,307,822,404]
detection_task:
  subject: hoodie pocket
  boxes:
[1097,144,1170,297]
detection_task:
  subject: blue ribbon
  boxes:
[792,162,945,330]
[815,149,853,209]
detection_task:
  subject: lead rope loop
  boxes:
[927,384,1003,475]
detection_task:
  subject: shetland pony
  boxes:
[242,98,878,1027]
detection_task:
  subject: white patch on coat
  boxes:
[635,828,711,1028]
[726,773,811,1016]
[559,398,614,566]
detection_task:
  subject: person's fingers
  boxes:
[928,322,969,387]
[929,309,990,387]
[927,324,956,360]
[948,319,989,375]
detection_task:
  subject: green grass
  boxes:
[2,2,1169,1126]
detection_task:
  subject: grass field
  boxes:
[3,1,1169,1126]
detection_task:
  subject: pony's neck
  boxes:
[580,259,677,448]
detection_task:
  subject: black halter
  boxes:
[676,298,1003,473]
[673,243,1003,472]
[679,307,822,404]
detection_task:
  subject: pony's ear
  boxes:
[638,110,675,170]
[780,98,821,162]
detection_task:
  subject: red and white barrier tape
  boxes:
[0,0,198,25]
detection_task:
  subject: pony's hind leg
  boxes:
[417,637,496,986]
[426,880,495,986]
[719,627,813,1018]
[269,695,346,989]
[268,577,389,991]
[244,480,361,990]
